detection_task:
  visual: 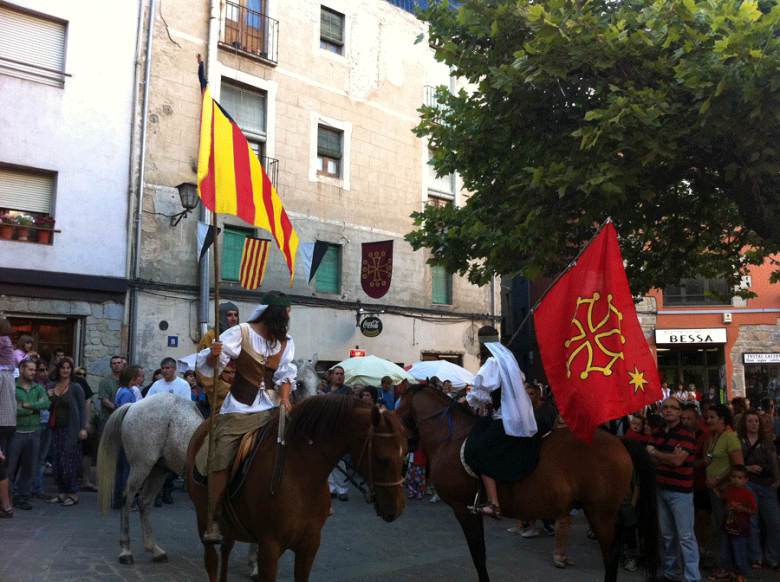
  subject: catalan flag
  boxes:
[239,237,271,290]
[197,60,298,285]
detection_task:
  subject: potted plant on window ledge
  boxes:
[34,215,55,244]
[0,214,15,240]
[15,214,34,241]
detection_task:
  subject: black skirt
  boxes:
[464,416,541,482]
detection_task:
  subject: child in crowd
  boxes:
[709,464,757,582]
[624,415,649,444]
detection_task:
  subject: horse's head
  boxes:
[291,354,319,403]
[354,403,408,523]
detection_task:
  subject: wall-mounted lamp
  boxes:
[171,182,200,226]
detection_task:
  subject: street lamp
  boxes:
[171,182,200,226]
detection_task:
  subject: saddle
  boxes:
[192,422,271,498]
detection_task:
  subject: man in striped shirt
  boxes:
[647,397,700,582]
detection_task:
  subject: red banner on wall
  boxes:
[361,240,393,299]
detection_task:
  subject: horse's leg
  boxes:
[584,507,620,582]
[255,539,281,582]
[293,532,322,582]
[248,543,259,581]
[139,466,169,563]
[117,462,148,565]
[452,502,490,582]
[203,540,219,582]
[219,536,235,582]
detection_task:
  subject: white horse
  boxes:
[98,356,321,568]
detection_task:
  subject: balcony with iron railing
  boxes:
[220,1,279,65]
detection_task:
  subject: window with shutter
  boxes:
[317,126,342,178]
[221,80,268,159]
[432,265,452,305]
[315,244,340,293]
[320,7,344,54]
[222,227,253,281]
[0,6,67,88]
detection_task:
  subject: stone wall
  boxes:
[0,295,126,389]
[729,321,780,396]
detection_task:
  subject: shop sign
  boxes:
[655,328,726,344]
[360,316,383,338]
[743,353,780,364]
[350,349,366,358]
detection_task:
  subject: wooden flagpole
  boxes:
[505,217,612,348]
[203,209,221,542]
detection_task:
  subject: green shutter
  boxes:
[315,245,339,293]
[320,8,343,46]
[432,265,452,304]
[222,228,249,281]
[317,127,342,159]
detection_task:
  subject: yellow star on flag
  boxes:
[628,366,649,394]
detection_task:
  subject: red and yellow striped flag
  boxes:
[197,61,298,285]
[239,238,271,290]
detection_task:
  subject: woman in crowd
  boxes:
[141,368,163,398]
[46,357,87,506]
[0,318,16,517]
[737,409,780,570]
[73,366,97,492]
[705,403,744,565]
[13,334,38,368]
[31,359,53,498]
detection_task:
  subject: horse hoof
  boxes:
[251,572,258,582]
[152,553,169,563]
[118,555,134,565]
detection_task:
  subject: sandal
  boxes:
[468,502,501,520]
[0,508,12,518]
[553,552,575,568]
[60,496,78,507]
[47,495,64,504]
[751,561,762,570]
[708,570,731,581]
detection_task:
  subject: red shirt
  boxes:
[723,486,756,537]
[624,429,649,444]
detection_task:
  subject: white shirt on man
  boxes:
[146,377,190,399]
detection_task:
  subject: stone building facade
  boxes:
[129,0,498,375]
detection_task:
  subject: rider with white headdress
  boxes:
[195,291,297,537]
[464,326,537,520]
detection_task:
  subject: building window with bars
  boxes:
[222,226,254,281]
[317,126,342,178]
[432,265,452,305]
[315,244,340,294]
[320,6,344,55]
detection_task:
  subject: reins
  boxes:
[407,389,460,444]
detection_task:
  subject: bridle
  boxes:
[353,420,405,494]
[307,410,404,495]
[400,388,458,446]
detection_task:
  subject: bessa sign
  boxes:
[360,316,383,337]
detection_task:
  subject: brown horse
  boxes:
[396,386,658,582]
[185,395,407,582]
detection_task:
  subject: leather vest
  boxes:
[229,323,286,406]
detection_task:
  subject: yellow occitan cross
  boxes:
[628,366,649,394]
[362,251,392,288]
[564,292,625,380]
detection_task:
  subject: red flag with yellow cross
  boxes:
[535,222,662,444]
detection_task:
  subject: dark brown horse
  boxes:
[396,386,658,582]
[185,395,407,582]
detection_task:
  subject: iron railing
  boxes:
[262,157,278,187]
[221,1,279,64]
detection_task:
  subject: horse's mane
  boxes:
[287,394,356,446]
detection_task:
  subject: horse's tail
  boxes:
[97,403,131,516]
[621,437,659,581]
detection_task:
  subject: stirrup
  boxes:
[468,502,501,520]
[201,522,222,545]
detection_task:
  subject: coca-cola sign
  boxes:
[360,316,383,338]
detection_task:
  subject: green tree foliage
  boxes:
[408,0,780,298]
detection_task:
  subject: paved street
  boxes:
[1,476,777,582]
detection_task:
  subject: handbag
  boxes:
[48,390,63,429]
